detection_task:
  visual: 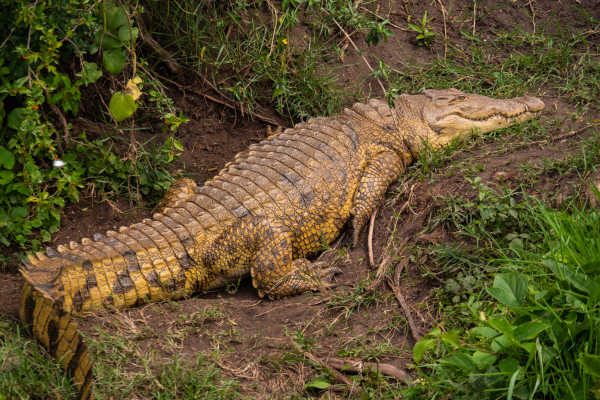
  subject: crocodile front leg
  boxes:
[350,150,403,244]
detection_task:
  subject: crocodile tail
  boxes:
[19,253,94,400]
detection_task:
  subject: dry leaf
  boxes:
[491,171,518,182]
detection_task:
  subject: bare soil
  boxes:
[1,0,600,395]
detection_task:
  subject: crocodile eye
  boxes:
[458,95,466,100]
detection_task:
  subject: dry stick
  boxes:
[367,208,378,268]
[386,276,421,342]
[331,18,387,95]
[289,341,361,396]
[46,94,70,148]
[528,0,536,35]
[153,72,282,128]
[137,22,185,75]
[436,0,448,56]
[326,357,411,384]
[472,0,476,36]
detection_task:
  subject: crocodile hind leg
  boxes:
[245,218,341,299]
[151,177,197,215]
[350,150,404,244]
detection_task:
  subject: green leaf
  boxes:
[7,108,26,130]
[471,327,501,338]
[439,354,477,371]
[173,140,184,151]
[488,318,515,340]
[578,354,600,378]
[40,229,51,242]
[0,170,14,185]
[486,272,527,307]
[498,358,521,376]
[118,25,139,41]
[413,338,436,363]
[272,88,285,99]
[76,62,103,86]
[281,0,291,11]
[103,49,127,75]
[103,0,129,31]
[0,146,15,169]
[109,92,137,122]
[507,368,521,400]
[11,207,28,218]
[94,30,123,50]
[473,351,497,369]
[514,321,549,341]
[441,330,460,348]
[304,377,330,390]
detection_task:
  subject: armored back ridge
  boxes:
[18,91,544,399]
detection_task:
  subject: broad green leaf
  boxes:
[0,170,14,185]
[7,108,25,130]
[0,146,14,169]
[582,261,600,276]
[473,351,497,369]
[118,25,138,41]
[488,318,514,340]
[272,88,285,99]
[40,230,51,242]
[514,321,549,341]
[471,327,500,338]
[103,0,129,31]
[578,354,600,378]
[76,62,103,86]
[486,272,527,307]
[11,207,28,218]
[103,49,127,75]
[441,330,460,348]
[439,354,476,371]
[304,377,330,390]
[94,30,123,50]
[109,92,137,122]
[413,338,435,363]
[491,335,511,352]
[498,358,521,376]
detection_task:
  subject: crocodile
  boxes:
[18,89,544,399]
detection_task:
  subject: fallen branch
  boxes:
[367,208,378,268]
[138,21,185,75]
[326,357,411,384]
[387,276,421,342]
[289,341,361,396]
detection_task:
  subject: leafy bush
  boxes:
[406,189,600,400]
[0,0,186,257]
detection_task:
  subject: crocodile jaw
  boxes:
[420,89,545,145]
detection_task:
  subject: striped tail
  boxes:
[19,255,94,399]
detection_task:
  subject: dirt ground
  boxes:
[1,0,600,396]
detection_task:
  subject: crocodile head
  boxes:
[415,88,544,145]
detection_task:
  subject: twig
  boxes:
[289,341,361,396]
[472,0,476,36]
[326,357,411,384]
[331,18,387,95]
[367,208,378,268]
[386,276,421,342]
[528,0,536,35]
[137,20,185,75]
[45,91,70,148]
[152,72,282,128]
[436,0,448,56]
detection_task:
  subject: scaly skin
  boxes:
[18,89,544,399]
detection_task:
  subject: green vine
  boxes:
[0,0,187,259]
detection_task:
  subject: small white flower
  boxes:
[53,159,65,168]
